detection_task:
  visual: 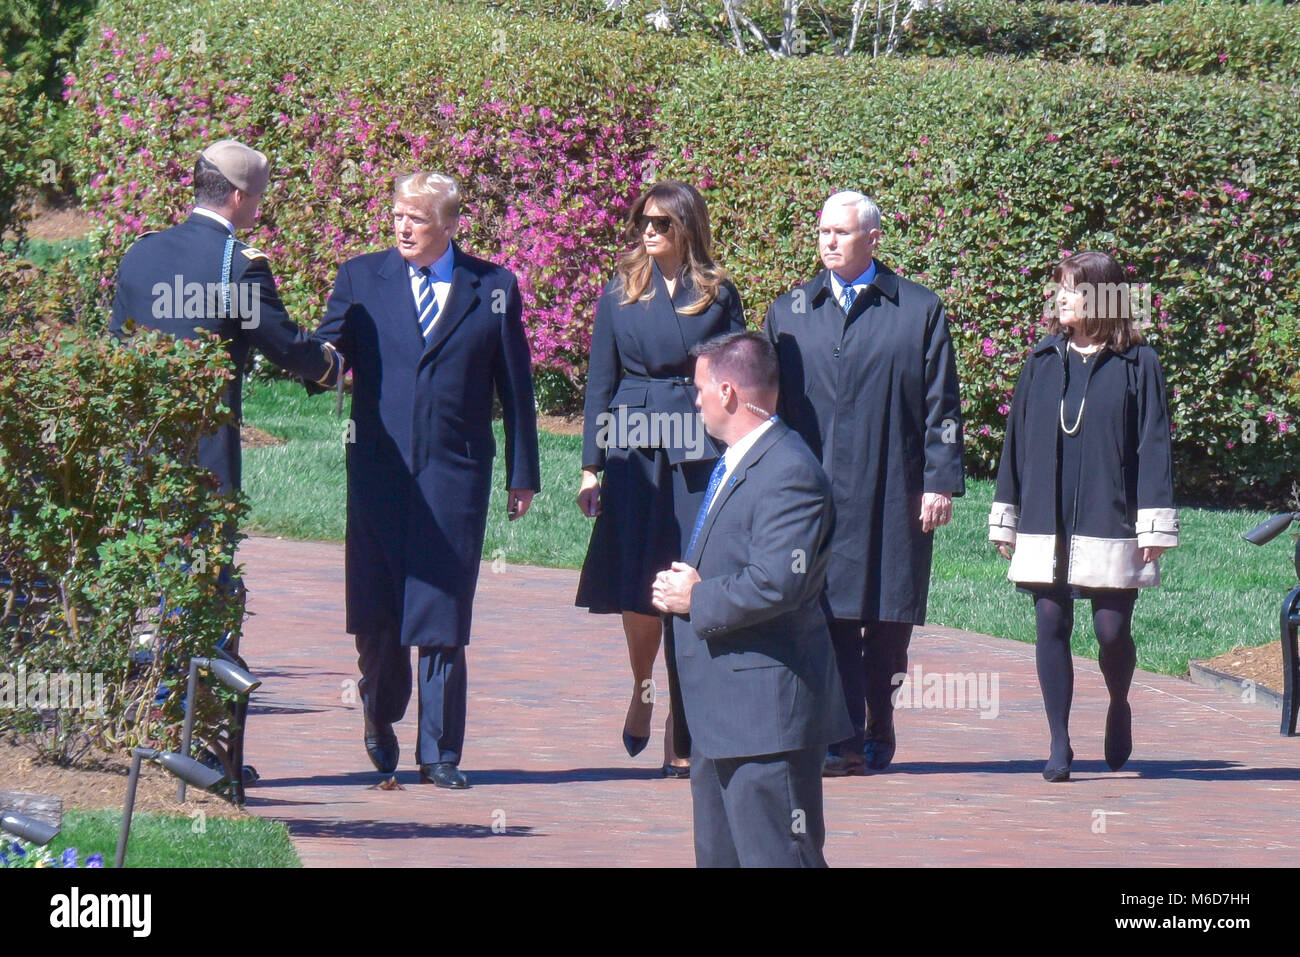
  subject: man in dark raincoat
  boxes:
[312,172,540,789]
[764,191,964,775]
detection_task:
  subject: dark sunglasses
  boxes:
[636,214,673,235]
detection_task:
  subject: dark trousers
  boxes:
[355,628,467,766]
[690,746,828,868]
[829,618,914,754]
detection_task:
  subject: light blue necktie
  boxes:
[416,266,440,342]
[686,456,729,557]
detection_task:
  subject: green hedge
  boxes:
[906,0,1300,81]
[478,0,1300,79]
[654,56,1299,502]
[61,0,1299,501]
[0,323,246,761]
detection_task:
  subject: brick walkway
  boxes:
[238,536,1300,867]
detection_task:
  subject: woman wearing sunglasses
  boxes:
[576,180,746,777]
[988,251,1178,782]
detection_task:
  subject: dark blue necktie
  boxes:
[840,280,857,313]
[416,266,440,341]
[686,456,729,557]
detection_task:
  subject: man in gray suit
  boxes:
[653,331,852,867]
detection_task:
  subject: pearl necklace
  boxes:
[1060,342,1104,435]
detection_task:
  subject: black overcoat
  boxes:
[576,265,745,615]
[581,266,745,471]
[988,334,1179,588]
[312,243,540,648]
[110,214,333,493]
[764,263,965,624]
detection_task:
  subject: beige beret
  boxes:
[201,139,270,195]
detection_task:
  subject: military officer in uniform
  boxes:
[110,138,341,498]
[109,139,339,797]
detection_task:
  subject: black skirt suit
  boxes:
[576,264,746,615]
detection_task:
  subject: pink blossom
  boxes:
[982,338,997,357]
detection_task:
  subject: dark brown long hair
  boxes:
[616,180,727,316]
[1047,250,1145,351]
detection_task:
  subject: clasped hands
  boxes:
[652,562,700,615]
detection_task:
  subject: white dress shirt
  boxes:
[829,259,878,308]
[193,206,236,235]
[706,416,777,518]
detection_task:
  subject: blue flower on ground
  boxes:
[11,841,26,857]
[61,847,78,867]
[86,854,104,868]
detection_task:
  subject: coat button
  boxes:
[832,348,840,357]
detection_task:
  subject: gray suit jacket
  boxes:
[672,420,853,759]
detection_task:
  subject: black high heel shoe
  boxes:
[623,731,650,757]
[1105,701,1133,771]
[1042,747,1074,783]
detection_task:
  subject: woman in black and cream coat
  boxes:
[988,251,1178,782]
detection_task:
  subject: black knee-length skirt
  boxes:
[575,445,714,617]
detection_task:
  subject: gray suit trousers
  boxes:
[690,746,827,867]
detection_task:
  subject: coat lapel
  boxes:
[651,261,692,358]
[421,243,480,363]
[376,249,425,354]
[687,421,787,565]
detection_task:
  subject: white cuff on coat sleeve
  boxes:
[988,502,1019,545]
[1135,507,1179,549]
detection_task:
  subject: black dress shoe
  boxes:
[419,762,469,789]
[1105,700,1133,771]
[1042,747,1074,783]
[623,731,650,757]
[363,714,399,774]
[862,735,896,772]
[822,750,866,777]
[662,762,691,778]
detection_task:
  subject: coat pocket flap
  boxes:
[608,385,648,408]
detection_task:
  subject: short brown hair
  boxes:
[690,331,778,396]
[1047,250,1145,351]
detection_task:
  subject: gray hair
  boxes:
[822,190,881,233]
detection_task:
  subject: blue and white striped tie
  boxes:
[416,266,440,341]
[841,281,857,313]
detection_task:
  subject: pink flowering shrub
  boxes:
[62,0,706,391]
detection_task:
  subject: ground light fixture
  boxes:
[1,810,60,846]
[115,747,224,868]
[177,655,262,802]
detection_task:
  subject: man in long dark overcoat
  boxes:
[764,190,964,775]
[311,172,540,789]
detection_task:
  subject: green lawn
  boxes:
[3,237,94,266]
[46,809,300,868]
[241,378,1294,676]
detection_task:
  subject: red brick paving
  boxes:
[238,536,1300,867]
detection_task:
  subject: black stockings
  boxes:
[1033,592,1137,764]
